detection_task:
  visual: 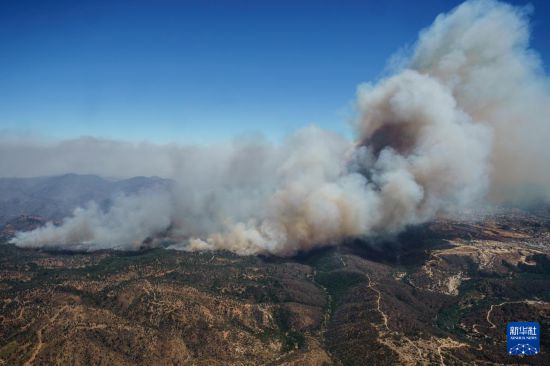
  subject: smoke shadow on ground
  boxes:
[286,224,455,268]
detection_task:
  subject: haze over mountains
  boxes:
[0,174,171,226]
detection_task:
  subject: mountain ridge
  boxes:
[0,174,172,227]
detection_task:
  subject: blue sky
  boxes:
[1,0,549,143]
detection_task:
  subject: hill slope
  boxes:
[0,207,549,365]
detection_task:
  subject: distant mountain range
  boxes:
[0,174,172,226]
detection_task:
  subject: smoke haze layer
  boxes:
[6,0,550,255]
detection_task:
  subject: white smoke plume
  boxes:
[7,0,550,255]
[409,0,550,201]
[12,191,173,251]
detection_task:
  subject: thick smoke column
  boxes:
[189,69,492,255]
[8,0,550,255]
[410,0,550,201]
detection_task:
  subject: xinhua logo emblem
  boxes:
[507,322,540,356]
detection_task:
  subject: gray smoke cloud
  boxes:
[7,0,550,255]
